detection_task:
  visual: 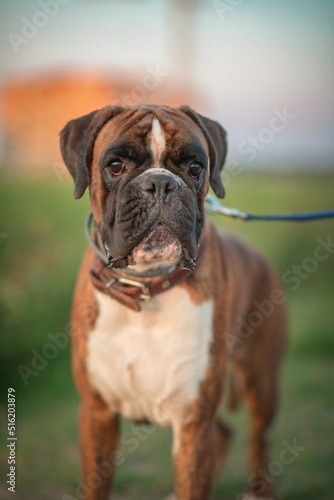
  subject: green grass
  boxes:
[0,171,333,500]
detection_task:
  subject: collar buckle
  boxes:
[118,277,151,300]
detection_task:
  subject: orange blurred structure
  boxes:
[1,69,198,170]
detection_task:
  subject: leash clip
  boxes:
[118,277,151,300]
[205,194,247,219]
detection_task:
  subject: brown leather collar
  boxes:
[90,223,210,312]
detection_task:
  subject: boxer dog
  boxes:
[60,104,286,500]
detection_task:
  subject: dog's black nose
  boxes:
[140,173,179,201]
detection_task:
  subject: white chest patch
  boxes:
[87,288,213,427]
[150,118,166,166]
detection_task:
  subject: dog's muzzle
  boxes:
[102,168,199,270]
[130,172,182,265]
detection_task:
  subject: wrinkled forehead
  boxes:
[93,106,209,163]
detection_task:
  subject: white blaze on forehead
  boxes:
[150,118,166,166]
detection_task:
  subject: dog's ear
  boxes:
[59,105,123,199]
[179,105,227,198]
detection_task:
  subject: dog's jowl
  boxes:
[60,104,286,500]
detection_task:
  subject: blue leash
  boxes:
[205,195,334,222]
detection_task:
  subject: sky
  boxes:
[0,0,334,169]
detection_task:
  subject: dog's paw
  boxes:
[163,494,176,500]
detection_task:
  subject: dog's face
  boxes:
[60,105,227,270]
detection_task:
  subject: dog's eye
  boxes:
[189,163,201,179]
[109,161,124,176]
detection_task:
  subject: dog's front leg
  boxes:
[173,419,217,500]
[79,398,119,500]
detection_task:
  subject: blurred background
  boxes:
[0,0,333,499]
